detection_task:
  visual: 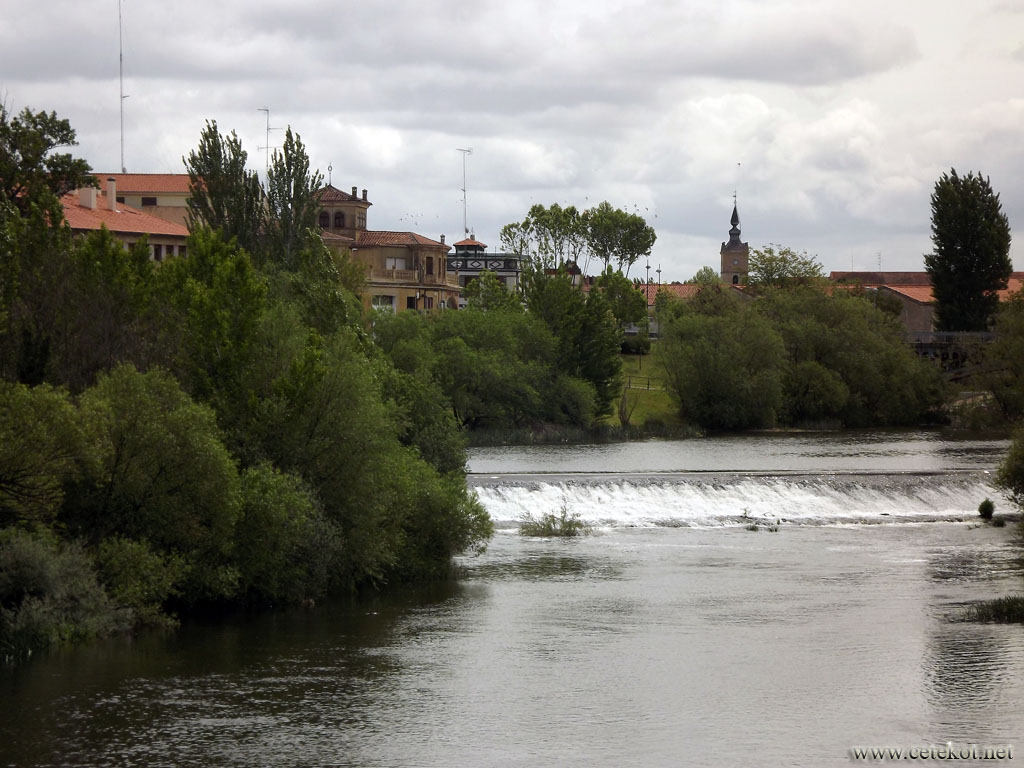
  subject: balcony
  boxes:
[367,267,461,291]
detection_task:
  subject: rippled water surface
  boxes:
[2,433,1023,767]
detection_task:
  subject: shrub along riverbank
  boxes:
[0,111,495,660]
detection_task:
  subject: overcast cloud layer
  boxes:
[3,0,1022,280]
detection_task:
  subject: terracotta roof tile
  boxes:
[354,230,448,249]
[454,238,487,248]
[61,191,189,238]
[876,278,1023,305]
[638,283,702,304]
[831,270,1024,287]
[104,173,192,194]
[317,184,371,204]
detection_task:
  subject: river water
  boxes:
[3,431,1024,767]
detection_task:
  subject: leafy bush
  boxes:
[0,529,127,658]
[621,334,651,355]
[94,536,181,627]
[519,506,591,537]
[978,498,995,521]
[996,427,1024,507]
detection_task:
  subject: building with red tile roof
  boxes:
[314,184,459,311]
[878,278,1024,335]
[62,178,189,261]
[104,173,192,227]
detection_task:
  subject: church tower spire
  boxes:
[720,197,749,285]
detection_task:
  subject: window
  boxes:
[358,213,366,228]
[371,295,395,312]
[334,212,344,228]
[165,245,174,258]
[152,244,162,261]
[423,297,434,309]
[318,211,329,228]
[116,196,125,203]
[179,245,187,258]
[386,257,408,270]
[141,196,157,206]
[426,257,434,276]
[732,275,739,285]
[406,296,418,310]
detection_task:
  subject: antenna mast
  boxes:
[457,147,472,236]
[257,107,279,179]
[118,0,128,172]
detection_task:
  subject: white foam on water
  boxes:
[474,475,1006,528]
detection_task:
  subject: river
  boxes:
[2,431,1023,767]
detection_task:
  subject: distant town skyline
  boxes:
[3,0,1021,281]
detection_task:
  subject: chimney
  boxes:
[351,186,358,198]
[440,234,445,244]
[107,177,117,211]
[362,188,367,201]
[79,187,97,210]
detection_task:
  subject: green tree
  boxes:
[759,288,944,426]
[659,303,785,430]
[264,127,324,271]
[747,244,824,290]
[925,169,1012,331]
[583,201,656,276]
[690,266,722,286]
[67,365,241,602]
[997,427,1024,507]
[464,269,523,312]
[184,120,266,256]
[982,293,1024,420]
[594,267,647,329]
[0,105,94,217]
[0,382,83,527]
[500,203,587,269]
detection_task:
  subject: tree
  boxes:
[464,269,523,313]
[500,203,587,269]
[690,266,721,286]
[659,304,785,430]
[747,244,824,290]
[594,267,647,329]
[265,127,324,271]
[0,105,94,217]
[184,121,266,256]
[583,201,656,276]
[925,169,1012,332]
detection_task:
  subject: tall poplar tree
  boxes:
[925,169,1012,332]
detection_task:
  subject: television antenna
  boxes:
[257,107,280,177]
[118,0,129,172]
[457,147,472,236]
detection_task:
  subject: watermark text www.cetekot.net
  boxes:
[850,743,1014,762]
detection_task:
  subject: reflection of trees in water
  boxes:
[468,552,623,582]
[926,550,1017,584]
[921,622,1018,746]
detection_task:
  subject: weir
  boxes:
[472,471,1006,529]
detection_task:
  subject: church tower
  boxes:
[720,201,749,285]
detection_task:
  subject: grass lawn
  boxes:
[612,343,682,428]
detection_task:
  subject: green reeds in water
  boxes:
[519,505,592,537]
[967,595,1024,623]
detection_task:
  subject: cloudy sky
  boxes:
[3,0,1022,280]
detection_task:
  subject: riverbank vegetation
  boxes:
[655,281,947,431]
[0,108,491,659]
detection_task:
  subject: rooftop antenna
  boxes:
[457,147,472,236]
[118,0,128,173]
[257,107,280,178]
[327,163,332,186]
[657,264,662,285]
